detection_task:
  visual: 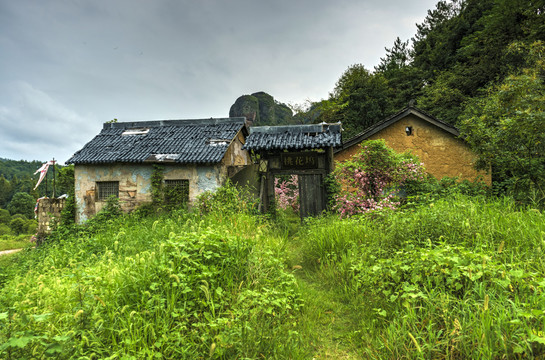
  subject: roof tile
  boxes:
[243,123,342,151]
[67,118,246,165]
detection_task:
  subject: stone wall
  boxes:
[37,198,65,236]
[335,114,491,184]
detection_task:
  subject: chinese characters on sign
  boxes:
[281,153,318,170]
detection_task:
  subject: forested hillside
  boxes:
[304,0,544,138]
[229,0,544,145]
[0,158,43,180]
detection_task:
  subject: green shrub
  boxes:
[0,224,10,236]
[9,217,25,235]
[84,195,122,232]
[0,209,10,224]
[59,194,75,225]
[10,213,27,221]
[25,219,37,234]
[197,180,258,215]
[404,175,489,206]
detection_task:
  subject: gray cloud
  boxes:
[0,0,438,163]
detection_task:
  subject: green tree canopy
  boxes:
[330,64,390,138]
[7,192,36,219]
[56,164,75,196]
[375,37,424,111]
[459,42,545,199]
[9,217,26,235]
[0,208,10,224]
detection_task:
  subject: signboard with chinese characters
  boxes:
[280,152,318,170]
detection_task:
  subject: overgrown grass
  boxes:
[0,208,306,359]
[3,193,544,358]
[0,234,34,252]
[297,194,545,358]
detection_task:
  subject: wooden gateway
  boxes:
[243,123,342,218]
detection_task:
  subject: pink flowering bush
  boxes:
[334,140,425,217]
[274,175,299,212]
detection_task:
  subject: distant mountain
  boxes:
[229,91,296,126]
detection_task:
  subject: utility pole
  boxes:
[52,158,56,198]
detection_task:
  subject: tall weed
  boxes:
[299,194,545,358]
[0,204,304,358]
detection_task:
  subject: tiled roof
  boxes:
[243,123,342,151]
[66,118,247,165]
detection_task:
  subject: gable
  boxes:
[339,106,459,151]
[335,107,491,184]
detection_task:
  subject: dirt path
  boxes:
[0,248,24,257]
[294,270,362,359]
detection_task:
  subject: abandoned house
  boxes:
[243,123,342,218]
[334,106,491,184]
[66,117,250,223]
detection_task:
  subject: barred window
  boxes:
[97,181,119,201]
[164,179,189,204]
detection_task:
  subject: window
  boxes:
[97,181,119,201]
[164,179,189,204]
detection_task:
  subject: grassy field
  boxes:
[0,234,33,252]
[1,194,544,358]
[292,195,545,358]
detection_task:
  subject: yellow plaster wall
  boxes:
[222,130,251,167]
[336,114,491,184]
[222,129,252,178]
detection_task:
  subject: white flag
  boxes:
[33,160,55,191]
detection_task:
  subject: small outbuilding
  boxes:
[67,117,250,223]
[335,106,491,184]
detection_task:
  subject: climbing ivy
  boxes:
[149,165,188,212]
[151,165,164,206]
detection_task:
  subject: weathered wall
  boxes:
[74,132,252,223]
[37,198,65,236]
[74,163,224,223]
[223,130,252,177]
[335,114,491,184]
[230,164,260,198]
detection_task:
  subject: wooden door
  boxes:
[298,174,325,218]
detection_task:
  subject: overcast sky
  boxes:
[0,0,438,164]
